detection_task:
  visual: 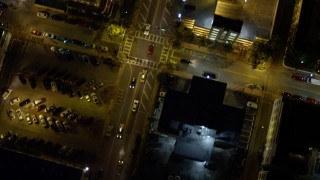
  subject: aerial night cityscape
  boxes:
[0,0,320,180]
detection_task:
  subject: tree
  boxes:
[249,40,273,63]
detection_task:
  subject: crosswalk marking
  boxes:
[122,36,134,55]
[126,56,159,69]
[115,89,125,105]
[134,31,165,44]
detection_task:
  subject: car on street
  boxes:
[106,124,114,137]
[19,99,30,107]
[42,32,56,39]
[147,44,155,55]
[117,160,124,175]
[282,91,291,97]
[60,109,72,118]
[32,115,39,124]
[180,59,192,64]
[203,71,218,79]
[10,97,20,105]
[132,100,139,112]
[306,97,317,104]
[31,30,41,36]
[290,74,306,82]
[144,24,151,35]
[16,109,23,121]
[129,77,136,89]
[292,94,304,101]
[140,70,148,83]
[25,114,32,125]
[37,11,49,18]
[92,82,104,91]
[55,120,64,131]
[7,108,15,120]
[116,124,124,139]
[2,89,12,99]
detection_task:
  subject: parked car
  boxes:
[129,77,136,89]
[7,108,15,120]
[51,81,58,92]
[116,124,124,139]
[47,117,55,129]
[10,97,20,105]
[85,93,91,102]
[36,104,46,112]
[29,77,37,89]
[132,100,139,112]
[92,82,104,91]
[292,94,304,101]
[290,74,306,82]
[42,32,56,39]
[37,11,50,18]
[19,99,30,107]
[106,124,114,137]
[180,59,192,64]
[74,89,83,99]
[91,93,100,104]
[147,44,155,55]
[144,24,151,35]
[55,120,64,131]
[60,109,72,118]
[32,115,39,124]
[16,109,24,121]
[31,30,41,36]
[140,70,148,83]
[52,107,63,116]
[32,98,46,106]
[45,105,55,113]
[63,121,71,131]
[18,74,27,84]
[25,114,32,125]
[39,114,48,127]
[2,89,12,99]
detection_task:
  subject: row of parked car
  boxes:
[282,91,318,104]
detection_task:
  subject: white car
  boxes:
[32,115,39,124]
[42,32,56,39]
[91,93,100,104]
[116,124,124,139]
[132,100,139,112]
[60,109,72,118]
[2,89,12,99]
[25,114,32,125]
[144,24,151,35]
[51,81,58,92]
[16,109,23,121]
[37,11,49,18]
[55,120,64,131]
[9,97,20,105]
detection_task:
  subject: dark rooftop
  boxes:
[212,14,243,33]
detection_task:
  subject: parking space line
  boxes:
[146,80,152,89]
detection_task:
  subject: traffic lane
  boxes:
[130,38,163,63]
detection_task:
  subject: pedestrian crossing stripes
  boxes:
[134,31,165,44]
[122,36,134,55]
[126,57,159,69]
[114,89,125,104]
[160,46,170,64]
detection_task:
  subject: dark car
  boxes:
[43,78,51,90]
[0,2,8,9]
[36,104,46,112]
[180,59,191,64]
[29,77,37,89]
[18,74,27,85]
[203,71,218,79]
[290,74,306,82]
[76,78,86,87]
[147,44,155,55]
[129,77,136,89]
[291,94,304,101]
[90,57,100,66]
[282,91,291,97]
[19,99,31,107]
[51,14,66,21]
[74,89,83,99]
[52,107,63,116]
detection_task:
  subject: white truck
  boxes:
[307,77,320,85]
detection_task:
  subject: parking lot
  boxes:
[0,38,119,163]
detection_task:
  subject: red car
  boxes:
[147,44,155,55]
[306,97,317,104]
[290,74,306,82]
